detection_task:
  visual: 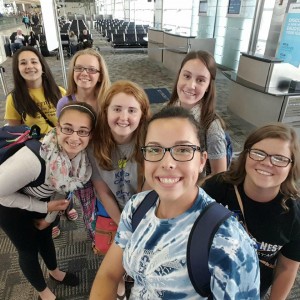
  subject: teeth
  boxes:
[256,169,272,176]
[159,178,180,184]
[183,91,195,96]
[118,124,128,127]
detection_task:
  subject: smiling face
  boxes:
[177,58,211,110]
[73,54,100,91]
[144,118,206,204]
[56,109,92,159]
[18,51,43,87]
[107,92,142,144]
[244,138,292,197]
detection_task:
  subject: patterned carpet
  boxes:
[0,29,299,300]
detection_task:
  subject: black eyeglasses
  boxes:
[247,149,292,167]
[73,66,100,74]
[59,126,91,137]
[141,145,202,162]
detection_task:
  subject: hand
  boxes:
[34,218,51,230]
[47,199,69,212]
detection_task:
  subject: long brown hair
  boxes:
[168,50,226,132]
[93,80,151,170]
[223,123,300,208]
[11,46,62,117]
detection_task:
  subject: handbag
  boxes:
[93,215,118,255]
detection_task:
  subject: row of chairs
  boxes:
[111,32,148,48]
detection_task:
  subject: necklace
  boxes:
[117,143,134,169]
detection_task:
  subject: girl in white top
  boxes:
[0,102,97,300]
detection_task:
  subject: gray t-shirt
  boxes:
[88,142,138,210]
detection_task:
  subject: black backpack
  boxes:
[132,190,233,298]
[0,125,45,187]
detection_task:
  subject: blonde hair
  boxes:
[66,48,110,110]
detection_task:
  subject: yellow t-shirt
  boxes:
[5,86,66,134]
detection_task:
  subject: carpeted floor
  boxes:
[0,29,299,300]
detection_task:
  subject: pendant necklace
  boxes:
[117,143,134,169]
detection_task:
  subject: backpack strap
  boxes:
[24,139,45,187]
[132,190,158,231]
[187,202,233,298]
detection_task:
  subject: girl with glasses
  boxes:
[202,123,300,299]
[56,48,110,115]
[167,51,228,175]
[90,106,260,300]
[0,102,97,300]
[55,48,110,236]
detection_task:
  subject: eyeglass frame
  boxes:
[247,148,292,167]
[141,145,202,162]
[58,124,91,137]
[73,66,100,74]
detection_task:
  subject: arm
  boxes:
[4,93,22,124]
[6,119,22,126]
[209,157,227,175]
[92,179,122,224]
[90,242,125,299]
[0,146,69,213]
[269,253,300,300]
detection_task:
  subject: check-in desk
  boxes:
[225,52,300,136]
[148,28,164,64]
[162,32,196,74]
[148,28,215,74]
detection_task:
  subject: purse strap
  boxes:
[234,185,275,269]
[35,105,55,127]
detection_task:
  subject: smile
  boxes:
[117,123,129,127]
[256,169,272,176]
[183,90,196,96]
[67,141,81,147]
[158,177,180,184]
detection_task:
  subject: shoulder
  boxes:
[207,118,225,135]
[212,212,259,269]
[201,173,233,204]
[6,93,14,103]
[58,86,66,96]
[56,96,69,116]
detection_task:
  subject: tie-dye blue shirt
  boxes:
[116,188,260,299]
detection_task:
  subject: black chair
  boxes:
[124,33,137,47]
[137,33,148,48]
[56,33,71,59]
[111,33,125,48]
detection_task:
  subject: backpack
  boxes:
[0,125,45,187]
[225,131,233,168]
[132,190,233,298]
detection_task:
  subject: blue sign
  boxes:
[228,0,241,15]
[277,4,300,67]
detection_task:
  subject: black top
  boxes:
[202,173,300,294]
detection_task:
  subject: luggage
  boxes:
[4,43,12,57]
[40,45,50,57]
